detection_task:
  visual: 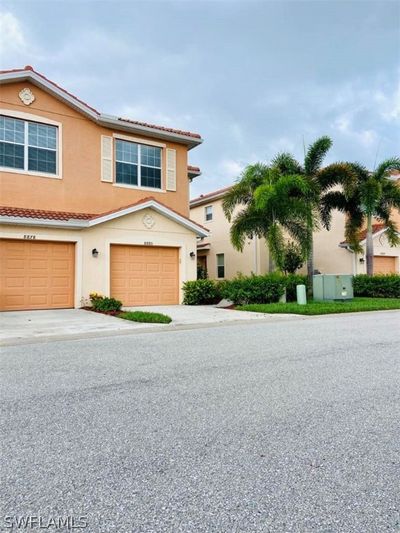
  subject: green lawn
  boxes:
[238,297,400,315]
[119,311,172,324]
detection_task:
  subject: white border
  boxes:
[0,231,82,308]
[0,108,63,179]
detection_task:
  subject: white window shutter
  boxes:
[166,148,176,191]
[101,135,113,182]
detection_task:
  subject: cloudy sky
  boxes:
[1,0,399,197]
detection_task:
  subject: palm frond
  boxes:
[317,162,357,195]
[373,157,400,181]
[304,136,332,176]
[222,162,269,219]
[271,152,303,175]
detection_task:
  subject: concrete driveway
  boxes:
[0,305,291,345]
[1,310,399,532]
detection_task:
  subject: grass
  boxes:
[118,311,172,324]
[238,297,400,316]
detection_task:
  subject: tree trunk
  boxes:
[307,235,314,296]
[366,215,374,276]
[268,252,275,273]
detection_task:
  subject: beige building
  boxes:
[0,66,208,310]
[190,185,400,279]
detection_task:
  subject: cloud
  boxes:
[0,11,26,56]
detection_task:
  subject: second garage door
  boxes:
[373,256,397,274]
[110,245,179,306]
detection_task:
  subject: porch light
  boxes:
[359,257,365,264]
[92,248,99,258]
[190,252,196,259]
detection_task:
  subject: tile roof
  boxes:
[0,197,209,232]
[340,223,386,245]
[0,206,95,221]
[190,185,232,205]
[119,117,201,140]
[0,66,202,141]
[187,165,201,173]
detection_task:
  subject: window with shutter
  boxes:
[166,148,176,191]
[101,135,113,182]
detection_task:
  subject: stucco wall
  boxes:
[0,82,191,216]
[191,199,270,279]
[0,208,197,306]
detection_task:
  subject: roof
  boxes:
[187,165,202,180]
[190,185,232,207]
[340,223,387,246]
[0,198,209,237]
[0,66,203,149]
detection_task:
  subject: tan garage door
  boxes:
[0,239,75,311]
[110,245,179,306]
[373,256,397,274]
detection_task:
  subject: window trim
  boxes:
[114,137,163,191]
[0,109,62,179]
[216,253,225,279]
[205,205,213,222]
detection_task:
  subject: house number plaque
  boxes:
[23,235,36,240]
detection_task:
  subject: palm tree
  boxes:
[222,163,313,271]
[271,137,357,288]
[321,158,400,275]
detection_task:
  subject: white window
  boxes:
[205,205,213,221]
[0,115,58,175]
[216,253,225,278]
[115,139,162,189]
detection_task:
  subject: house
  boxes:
[190,184,400,279]
[0,66,208,311]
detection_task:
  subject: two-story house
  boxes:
[0,66,208,311]
[190,184,400,280]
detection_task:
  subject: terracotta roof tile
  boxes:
[0,206,95,221]
[1,66,202,140]
[340,223,386,245]
[0,198,209,232]
[187,165,201,173]
[118,117,201,140]
[190,185,232,205]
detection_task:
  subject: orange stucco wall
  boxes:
[0,81,190,216]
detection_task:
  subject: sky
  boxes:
[1,0,399,198]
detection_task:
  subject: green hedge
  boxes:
[182,279,221,305]
[220,274,286,305]
[353,274,400,298]
[183,274,294,305]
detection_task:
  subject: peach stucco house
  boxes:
[0,66,208,311]
[190,184,400,280]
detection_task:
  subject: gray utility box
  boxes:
[313,274,353,301]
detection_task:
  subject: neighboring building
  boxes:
[190,187,270,280]
[0,66,208,310]
[190,184,400,279]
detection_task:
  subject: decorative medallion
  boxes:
[19,88,35,106]
[142,214,155,229]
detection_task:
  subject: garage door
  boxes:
[373,256,397,274]
[0,239,75,311]
[110,245,179,306]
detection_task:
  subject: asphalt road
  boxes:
[1,311,399,532]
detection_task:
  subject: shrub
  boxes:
[219,273,286,305]
[353,274,400,298]
[284,274,308,302]
[119,311,172,323]
[183,279,221,305]
[90,294,122,312]
[281,242,304,274]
